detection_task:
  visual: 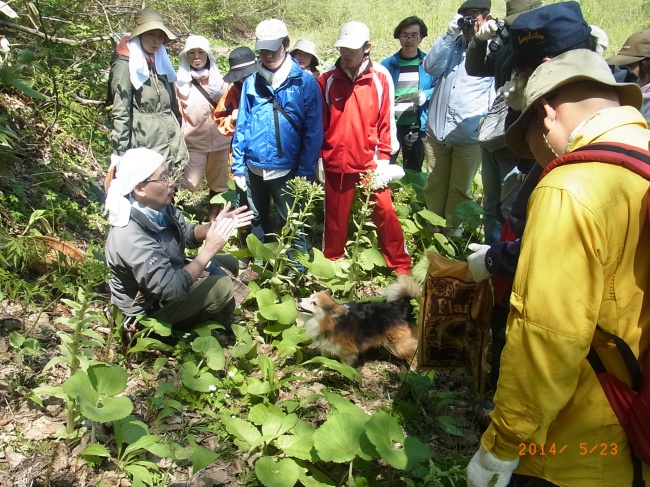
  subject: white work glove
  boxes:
[448,14,462,36]
[467,447,519,487]
[497,75,528,112]
[589,25,609,55]
[231,108,239,119]
[467,243,491,282]
[411,90,427,107]
[476,19,498,42]
[234,175,247,192]
[206,85,225,101]
[372,160,392,190]
[372,161,405,190]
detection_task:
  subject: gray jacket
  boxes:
[105,205,199,315]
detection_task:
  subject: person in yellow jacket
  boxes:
[467,49,650,487]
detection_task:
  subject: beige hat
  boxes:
[255,19,289,51]
[291,39,319,66]
[130,8,176,43]
[505,0,543,24]
[606,29,650,66]
[334,21,370,49]
[505,49,642,159]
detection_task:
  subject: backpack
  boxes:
[541,142,650,486]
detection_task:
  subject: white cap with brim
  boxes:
[105,148,165,227]
[334,21,370,49]
[505,49,643,160]
[255,18,288,51]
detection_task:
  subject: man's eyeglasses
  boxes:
[399,34,420,41]
[145,172,171,184]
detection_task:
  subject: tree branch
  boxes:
[0,19,112,45]
[64,88,103,105]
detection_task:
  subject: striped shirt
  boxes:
[394,55,420,127]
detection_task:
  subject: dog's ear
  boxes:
[324,289,332,296]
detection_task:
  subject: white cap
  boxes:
[255,19,289,51]
[334,21,370,49]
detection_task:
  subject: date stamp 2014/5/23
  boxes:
[518,443,619,456]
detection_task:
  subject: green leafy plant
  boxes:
[0,49,46,99]
[31,283,115,439]
[221,392,435,486]
[245,177,323,291]
[79,416,176,487]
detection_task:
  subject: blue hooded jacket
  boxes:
[231,57,323,179]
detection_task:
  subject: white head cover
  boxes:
[127,36,177,90]
[105,148,165,227]
[176,35,224,97]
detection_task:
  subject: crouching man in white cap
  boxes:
[105,147,254,337]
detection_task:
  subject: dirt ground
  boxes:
[0,296,488,487]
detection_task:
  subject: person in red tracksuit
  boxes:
[318,21,411,275]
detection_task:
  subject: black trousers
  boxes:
[509,474,559,487]
[391,125,425,172]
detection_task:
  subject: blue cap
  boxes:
[503,1,591,72]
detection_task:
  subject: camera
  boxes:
[457,16,476,30]
[488,20,510,52]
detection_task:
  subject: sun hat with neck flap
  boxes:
[130,8,176,44]
[504,49,642,159]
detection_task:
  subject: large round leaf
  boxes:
[275,433,314,461]
[255,457,303,487]
[302,249,337,278]
[191,336,225,371]
[365,412,431,470]
[79,395,133,423]
[63,371,99,404]
[360,248,386,270]
[258,293,298,325]
[88,364,128,397]
[180,362,218,392]
[246,233,276,262]
[312,413,369,462]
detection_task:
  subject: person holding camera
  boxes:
[465,0,542,245]
[422,0,494,236]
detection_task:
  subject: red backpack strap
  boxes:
[541,142,650,180]
[540,142,650,224]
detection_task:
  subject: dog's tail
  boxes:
[384,275,422,302]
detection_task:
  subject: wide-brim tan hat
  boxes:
[505,49,642,159]
[130,8,176,43]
